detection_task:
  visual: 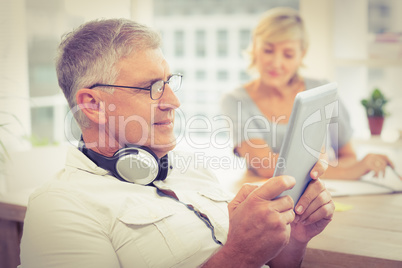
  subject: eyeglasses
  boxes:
[89,74,183,100]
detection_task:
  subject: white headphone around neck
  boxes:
[79,138,172,185]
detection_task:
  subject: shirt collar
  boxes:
[65,146,110,176]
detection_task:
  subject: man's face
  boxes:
[101,48,180,158]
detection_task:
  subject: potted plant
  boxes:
[361,88,388,135]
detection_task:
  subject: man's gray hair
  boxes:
[56,19,161,128]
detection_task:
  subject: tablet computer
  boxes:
[274,82,338,204]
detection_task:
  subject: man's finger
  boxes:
[272,195,295,213]
[253,176,296,200]
[300,201,334,225]
[282,207,296,225]
[310,159,328,179]
[230,184,259,209]
[295,178,327,215]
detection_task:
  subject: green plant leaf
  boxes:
[0,139,10,161]
[361,88,388,117]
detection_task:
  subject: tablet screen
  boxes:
[274,83,338,204]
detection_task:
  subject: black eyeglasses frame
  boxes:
[89,73,183,100]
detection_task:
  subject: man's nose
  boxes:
[158,84,181,110]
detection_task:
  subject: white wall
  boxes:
[131,0,155,26]
[299,0,335,80]
[0,0,31,151]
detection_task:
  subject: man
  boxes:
[20,19,334,268]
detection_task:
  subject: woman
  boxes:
[221,7,393,180]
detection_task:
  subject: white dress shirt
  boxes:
[20,147,233,268]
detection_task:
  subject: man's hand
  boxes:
[268,158,335,268]
[221,176,297,267]
[292,159,335,243]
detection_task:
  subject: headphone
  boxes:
[78,138,172,185]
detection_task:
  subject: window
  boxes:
[217,70,228,81]
[239,70,250,82]
[174,30,185,57]
[195,70,206,80]
[30,107,54,145]
[195,30,206,57]
[216,29,228,57]
[239,29,251,57]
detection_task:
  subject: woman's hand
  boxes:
[323,148,395,180]
[356,153,394,178]
[336,153,395,180]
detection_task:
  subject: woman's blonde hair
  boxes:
[246,7,308,73]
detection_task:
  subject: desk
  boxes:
[304,194,402,268]
[0,202,26,268]
[223,170,402,267]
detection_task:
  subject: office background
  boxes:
[1,0,401,160]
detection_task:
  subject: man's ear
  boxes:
[76,88,107,125]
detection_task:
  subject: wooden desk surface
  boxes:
[0,202,26,268]
[304,194,402,267]
[221,170,402,267]
[0,202,27,222]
